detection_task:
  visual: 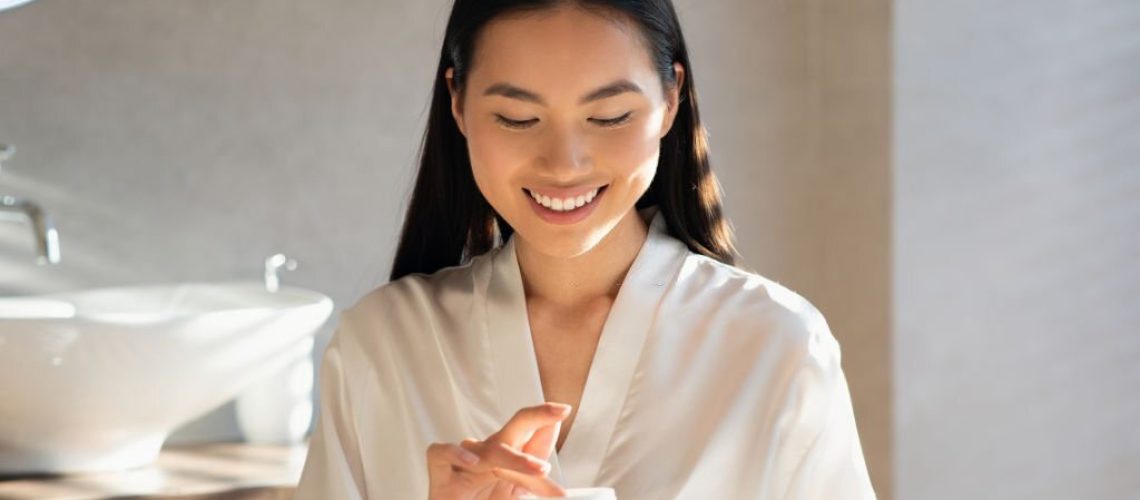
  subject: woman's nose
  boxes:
[539,127,591,173]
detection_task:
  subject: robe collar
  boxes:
[480,205,690,488]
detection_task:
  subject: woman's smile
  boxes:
[524,184,609,225]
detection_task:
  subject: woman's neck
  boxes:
[515,208,650,310]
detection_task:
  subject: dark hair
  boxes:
[389,0,738,282]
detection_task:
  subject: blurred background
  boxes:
[1,0,1137,499]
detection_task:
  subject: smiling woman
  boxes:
[390,0,736,277]
[442,4,686,263]
[293,1,876,499]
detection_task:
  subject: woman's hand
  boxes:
[427,402,571,500]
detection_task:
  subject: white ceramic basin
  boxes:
[0,282,333,474]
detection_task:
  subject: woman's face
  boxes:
[446,6,683,259]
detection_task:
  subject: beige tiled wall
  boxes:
[680,1,893,497]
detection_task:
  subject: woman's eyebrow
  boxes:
[482,79,643,106]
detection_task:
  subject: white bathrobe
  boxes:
[293,206,876,499]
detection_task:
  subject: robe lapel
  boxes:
[482,224,566,482]
[481,206,690,488]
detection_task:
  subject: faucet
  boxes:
[0,144,61,265]
[264,253,297,293]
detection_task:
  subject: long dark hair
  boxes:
[389,0,738,282]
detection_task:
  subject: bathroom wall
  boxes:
[0,0,432,446]
[678,0,894,495]
[0,0,894,496]
[893,1,1140,498]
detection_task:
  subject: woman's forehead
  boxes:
[468,7,659,102]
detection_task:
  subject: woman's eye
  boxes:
[588,112,633,128]
[494,111,633,130]
[494,115,537,129]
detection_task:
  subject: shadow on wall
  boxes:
[0,174,135,295]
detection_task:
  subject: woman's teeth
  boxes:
[528,187,601,212]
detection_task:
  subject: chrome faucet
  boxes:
[0,144,61,265]
[264,253,297,293]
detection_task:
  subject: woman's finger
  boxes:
[459,440,565,497]
[522,420,561,462]
[426,441,481,479]
[460,440,551,476]
[492,466,567,497]
[492,402,572,447]
[488,479,517,500]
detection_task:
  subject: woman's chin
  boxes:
[513,224,612,260]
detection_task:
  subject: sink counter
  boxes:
[0,441,308,499]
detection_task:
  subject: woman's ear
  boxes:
[659,62,685,139]
[445,67,467,137]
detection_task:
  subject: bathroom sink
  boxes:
[0,282,333,474]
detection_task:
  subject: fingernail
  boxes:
[459,450,479,465]
[549,404,571,416]
[528,457,552,473]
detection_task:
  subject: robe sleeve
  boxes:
[781,315,878,499]
[293,316,368,500]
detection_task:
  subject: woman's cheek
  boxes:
[599,125,661,192]
[467,123,525,212]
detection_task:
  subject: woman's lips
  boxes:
[524,185,608,225]
[524,184,606,200]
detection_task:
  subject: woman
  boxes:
[294,0,876,498]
